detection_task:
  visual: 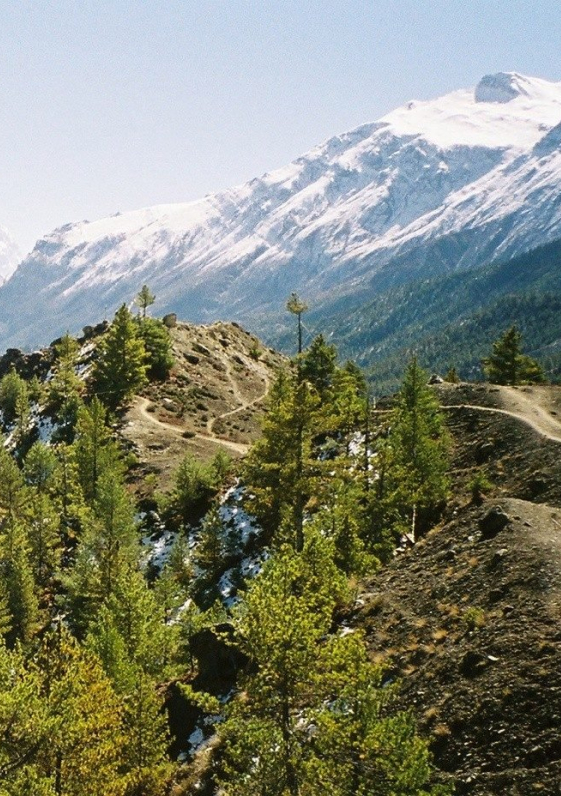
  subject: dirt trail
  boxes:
[137,397,249,455]
[206,360,270,436]
[442,385,561,444]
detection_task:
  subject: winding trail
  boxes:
[206,359,270,435]
[137,397,249,455]
[137,362,270,456]
[441,386,561,444]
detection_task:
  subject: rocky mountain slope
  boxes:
[313,236,561,391]
[350,382,561,795]
[121,320,285,493]
[3,72,561,350]
[0,224,21,285]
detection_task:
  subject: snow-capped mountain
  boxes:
[0,225,21,286]
[2,71,561,350]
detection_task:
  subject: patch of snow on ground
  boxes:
[219,481,261,547]
[142,528,177,571]
[37,415,57,443]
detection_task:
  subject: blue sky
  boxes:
[1,0,560,253]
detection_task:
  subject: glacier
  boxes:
[2,71,561,350]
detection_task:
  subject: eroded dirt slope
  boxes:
[351,383,561,795]
[121,321,285,491]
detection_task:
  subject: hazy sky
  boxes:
[1,0,560,254]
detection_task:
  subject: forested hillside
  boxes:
[274,237,561,392]
[0,296,459,795]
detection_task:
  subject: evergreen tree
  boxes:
[121,670,170,796]
[92,305,147,409]
[169,453,216,526]
[73,397,119,503]
[482,325,545,385]
[65,466,139,632]
[12,382,31,453]
[25,492,62,589]
[194,505,228,582]
[0,368,27,426]
[0,640,51,792]
[136,317,174,380]
[134,285,156,320]
[380,358,450,540]
[37,628,127,796]
[221,540,344,796]
[300,334,337,400]
[48,333,83,438]
[2,522,40,647]
[244,369,319,549]
[23,442,59,494]
[286,293,308,355]
[220,537,446,796]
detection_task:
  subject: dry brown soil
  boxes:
[121,321,284,491]
[350,382,561,795]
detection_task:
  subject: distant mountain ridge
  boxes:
[2,71,561,350]
[0,225,21,286]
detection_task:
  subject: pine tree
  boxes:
[92,305,147,409]
[221,540,343,796]
[169,453,216,526]
[220,536,448,796]
[134,284,156,320]
[0,639,51,791]
[65,466,140,632]
[482,325,545,385]
[23,442,59,494]
[300,334,337,400]
[73,397,119,503]
[121,670,170,796]
[48,332,83,438]
[12,382,31,453]
[0,368,27,426]
[25,491,62,588]
[37,628,127,796]
[286,292,308,355]
[136,317,174,380]
[194,505,228,582]
[244,369,319,549]
[382,357,450,540]
[2,523,40,647]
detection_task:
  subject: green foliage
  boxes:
[25,492,62,588]
[0,369,27,426]
[136,317,174,380]
[65,465,140,632]
[286,292,309,354]
[379,358,450,540]
[167,452,224,526]
[220,541,446,796]
[463,606,486,632]
[23,442,58,493]
[300,334,337,399]
[2,524,40,647]
[35,628,128,796]
[73,397,120,503]
[135,284,155,319]
[244,369,319,549]
[482,325,545,385]
[48,333,84,439]
[92,305,147,409]
[444,366,460,383]
[194,505,228,582]
[467,469,493,504]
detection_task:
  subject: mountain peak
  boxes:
[475,72,534,103]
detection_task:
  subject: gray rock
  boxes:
[479,506,511,539]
